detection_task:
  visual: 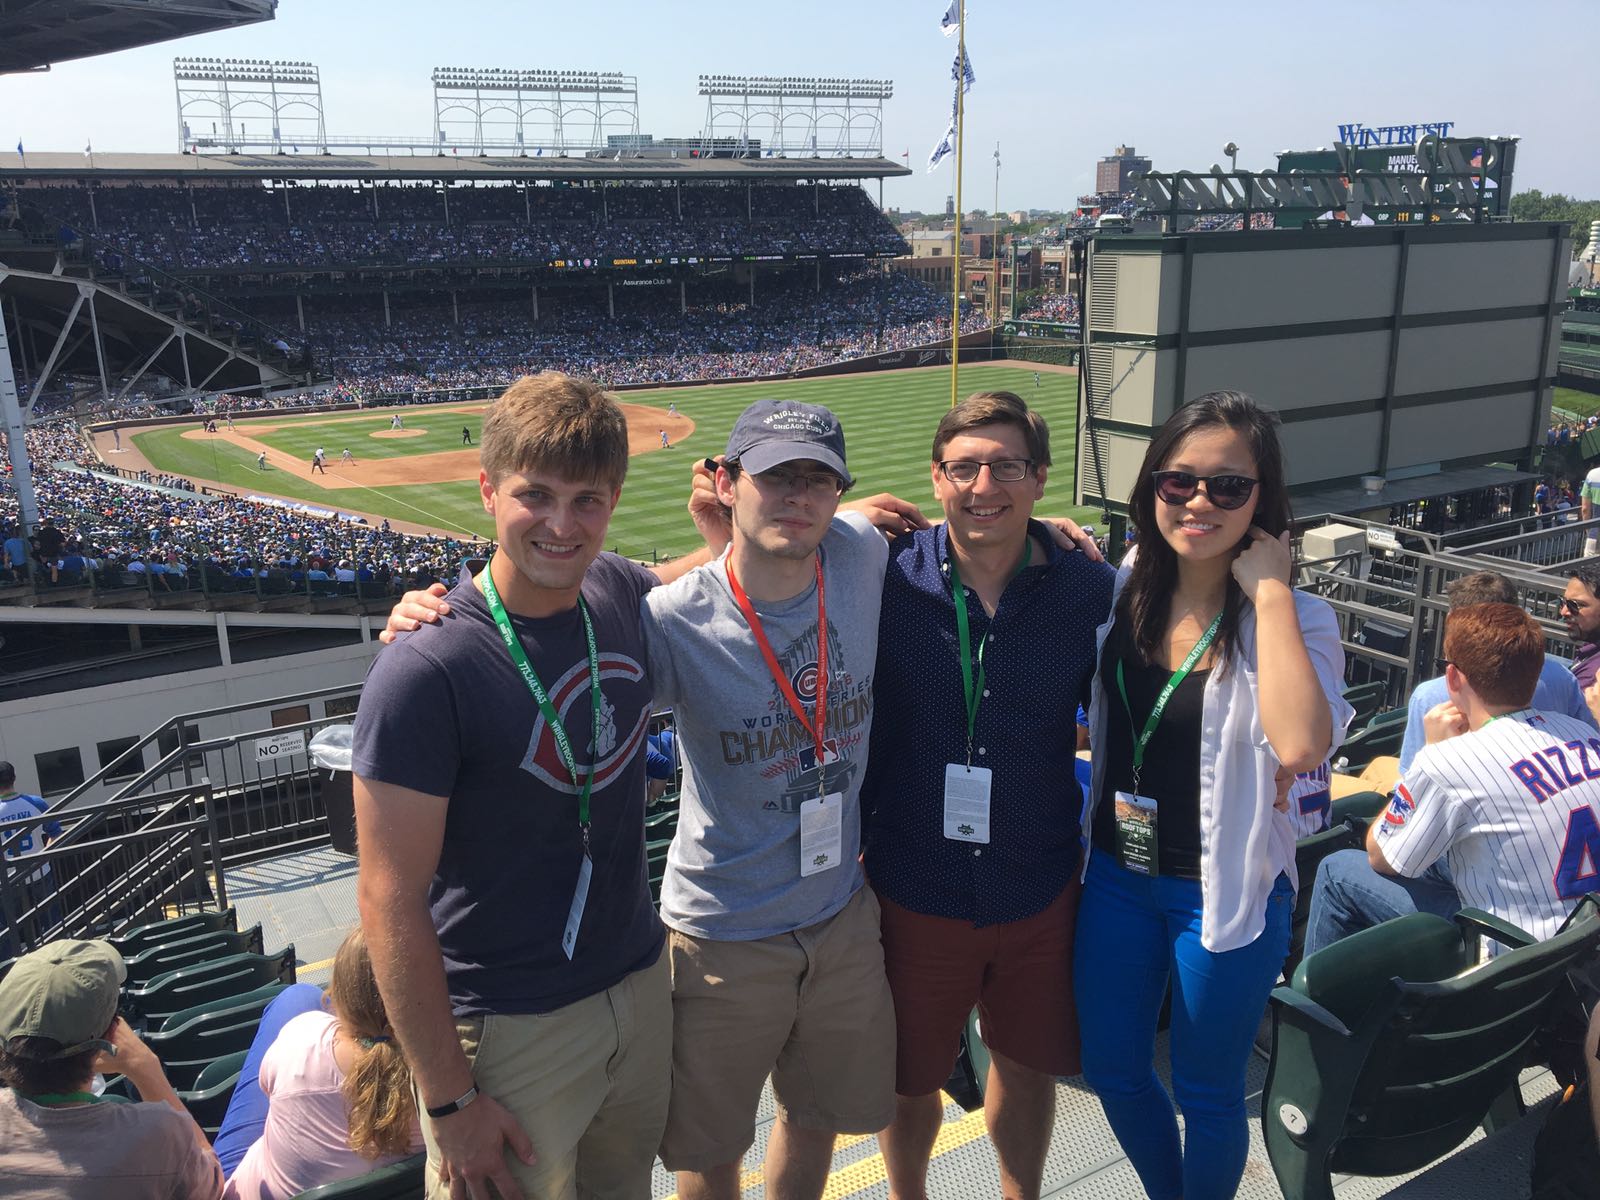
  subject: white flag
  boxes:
[953,48,975,93]
[940,0,959,36]
[927,118,956,173]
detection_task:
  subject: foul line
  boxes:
[296,467,481,539]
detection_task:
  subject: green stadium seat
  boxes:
[144,982,292,1091]
[109,908,239,956]
[290,1153,427,1198]
[1333,717,1407,773]
[122,925,266,986]
[1340,681,1388,731]
[1328,790,1390,829]
[1261,897,1600,1200]
[177,1048,249,1141]
[125,947,297,1031]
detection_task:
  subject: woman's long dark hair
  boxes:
[1121,391,1293,665]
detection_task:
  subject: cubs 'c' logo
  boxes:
[791,661,823,704]
[518,654,649,793]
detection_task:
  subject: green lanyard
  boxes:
[1116,611,1223,791]
[949,540,1031,765]
[29,1092,99,1106]
[481,567,602,837]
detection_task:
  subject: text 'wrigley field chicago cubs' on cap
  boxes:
[725,400,853,487]
[0,939,126,1058]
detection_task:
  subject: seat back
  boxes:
[1328,790,1389,829]
[125,947,297,1031]
[1334,718,1408,772]
[290,1154,428,1199]
[1342,680,1388,730]
[109,907,239,956]
[122,925,266,985]
[177,1048,249,1140]
[1269,899,1600,1184]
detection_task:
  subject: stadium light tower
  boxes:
[695,75,892,159]
[174,57,327,154]
[431,67,640,156]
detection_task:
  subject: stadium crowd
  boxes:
[14,182,909,271]
[299,272,986,396]
[1016,291,1080,324]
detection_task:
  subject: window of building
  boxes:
[96,737,143,783]
[271,705,311,729]
[323,694,360,719]
[157,723,204,769]
[35,747,85,796]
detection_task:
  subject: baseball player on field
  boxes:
[1305,602,1600,957]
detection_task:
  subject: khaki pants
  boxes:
[659,887,897,1172]
[423,949,672,1200]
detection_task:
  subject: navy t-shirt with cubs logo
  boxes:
[352,554,662,1016]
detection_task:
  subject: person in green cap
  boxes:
[0,938,224,1198]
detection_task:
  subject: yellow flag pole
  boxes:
[949,0,965,408]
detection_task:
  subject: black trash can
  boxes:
[310,725,357,856]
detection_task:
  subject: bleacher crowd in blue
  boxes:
[5,374,1600,1200]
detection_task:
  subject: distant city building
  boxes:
[1095,144,1151,196]
[945,193,955,218]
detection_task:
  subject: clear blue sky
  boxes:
[4,0,1594,212]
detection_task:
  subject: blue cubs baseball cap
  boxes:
[725,400,852,487]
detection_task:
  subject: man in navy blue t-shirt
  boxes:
[353,373,713,1200]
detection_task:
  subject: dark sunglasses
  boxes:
[1151,470,1260,511]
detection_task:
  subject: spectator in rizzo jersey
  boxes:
[1306,603,1600,957]
[1564,561,1600,691]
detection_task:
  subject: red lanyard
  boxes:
[725,553,828,767]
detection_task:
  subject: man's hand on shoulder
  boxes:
[842,492,930,540]
[431,1092,537,1200]
[379,583,451,645]
[1422,701,1468,745]
[1037,517,1104,562]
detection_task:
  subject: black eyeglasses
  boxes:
[1151,470,1260,511]
[751,466,845,496]
[938,458,1034,483]
[1561,598,1587,614]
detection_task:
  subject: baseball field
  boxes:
[113,364,1097,561]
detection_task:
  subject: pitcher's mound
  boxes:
[370,429,429,439]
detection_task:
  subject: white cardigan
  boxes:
[1081,567,1355,952]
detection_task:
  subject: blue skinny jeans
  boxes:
[1075,853,1293,1200]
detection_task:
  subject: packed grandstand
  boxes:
[2,174,1076,594]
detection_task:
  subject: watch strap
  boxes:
[425,1084,479,1119]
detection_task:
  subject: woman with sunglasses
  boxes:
[1075,390,1352,1200]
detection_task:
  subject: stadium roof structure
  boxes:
[0,0,277,75]
[0,151,911,183]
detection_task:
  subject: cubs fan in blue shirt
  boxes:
[1306,602,1600,956]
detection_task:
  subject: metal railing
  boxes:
[1,786,224,954]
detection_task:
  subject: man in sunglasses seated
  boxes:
[1305,602,1600,958]
[1564,561,1600,694]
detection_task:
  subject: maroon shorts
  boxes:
[873,878,1083,1096]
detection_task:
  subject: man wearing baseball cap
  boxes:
[0,938,225,1197]
[641,398,899,1200]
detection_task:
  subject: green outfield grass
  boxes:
[1554,386,1600,420]
[133,365,1097,558]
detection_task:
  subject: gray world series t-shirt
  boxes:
[642,511,888,940]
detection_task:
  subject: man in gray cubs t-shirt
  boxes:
[641,510,888,940]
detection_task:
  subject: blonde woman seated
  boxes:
[215,929,423,1200]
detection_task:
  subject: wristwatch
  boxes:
[425,1084,479,1119]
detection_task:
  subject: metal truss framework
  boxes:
[433,68,640,155]
[174,57,327,154]
[697,76,891,159]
